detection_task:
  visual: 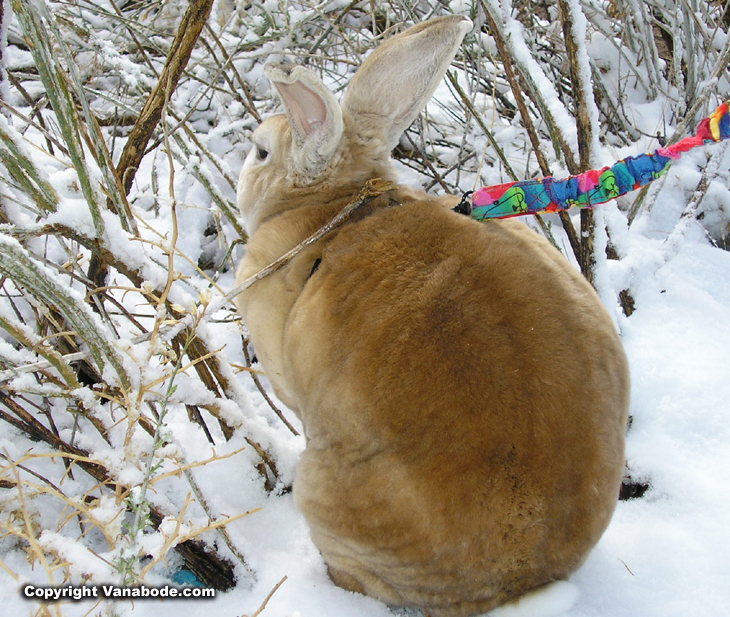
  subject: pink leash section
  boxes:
[464,100,730,221]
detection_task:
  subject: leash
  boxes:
[456,100,730,220]
[230,99,730,303]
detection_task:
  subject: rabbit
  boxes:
[234,14,630,617]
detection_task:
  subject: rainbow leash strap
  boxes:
[467,100,730,221]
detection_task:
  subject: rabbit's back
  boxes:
[239,194,629,616]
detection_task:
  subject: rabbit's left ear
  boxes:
[265,64,343,179]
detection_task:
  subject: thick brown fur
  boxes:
[234,15,630,617]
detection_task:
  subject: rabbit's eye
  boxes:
[256,147,269,161]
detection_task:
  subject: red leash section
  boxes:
[467,101,730,220]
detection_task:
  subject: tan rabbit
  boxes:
[234,15,630,617]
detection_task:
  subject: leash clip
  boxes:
[452,191,473,217]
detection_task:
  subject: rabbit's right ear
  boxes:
[342,15,472,153]
[264,64,343,180]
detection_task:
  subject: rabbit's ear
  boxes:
[264,64,343,179]
[342,15,472,152]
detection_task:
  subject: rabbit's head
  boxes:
[237,15,472,236]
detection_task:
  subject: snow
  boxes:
[569,239,730,617]
[1,1,730,617]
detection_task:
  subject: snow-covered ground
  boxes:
[1,1,729,616]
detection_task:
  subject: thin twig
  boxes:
[242,337,300,436]
[249,576,288,617]
[558,0,597,284]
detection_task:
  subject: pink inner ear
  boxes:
[276,81,328,140]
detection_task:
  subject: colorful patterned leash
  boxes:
[455,100,730,220]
